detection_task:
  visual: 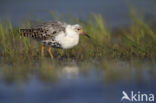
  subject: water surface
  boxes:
[0,59,156,103]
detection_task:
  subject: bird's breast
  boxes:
[55,34,79,49]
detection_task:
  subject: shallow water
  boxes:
[0,0,156,28]
[0,59,156,103]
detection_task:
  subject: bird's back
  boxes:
[20,21,67,41]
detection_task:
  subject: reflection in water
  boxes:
[0,59,156,103]
[59,65,79,79]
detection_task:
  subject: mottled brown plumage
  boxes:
[20,21,67,41]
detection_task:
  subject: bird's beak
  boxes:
[84,33,90,38]
[80,30,90,38]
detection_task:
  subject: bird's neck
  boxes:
[65,25,79,38]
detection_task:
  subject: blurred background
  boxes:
[0,0,156,103]
[0,0,156,28]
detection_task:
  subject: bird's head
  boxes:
[72,24,90,38]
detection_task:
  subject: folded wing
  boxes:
[20,21,67,41]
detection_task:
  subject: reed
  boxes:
[0,10,156,62]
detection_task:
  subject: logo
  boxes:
[121,91,155,102]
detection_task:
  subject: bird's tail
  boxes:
[20,28,47,40]
[20,29,34,37]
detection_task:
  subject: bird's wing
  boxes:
[20,21,67,40]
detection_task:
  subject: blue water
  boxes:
[0,78,155,103]
[0,60,156,103]
[0,0,156,28]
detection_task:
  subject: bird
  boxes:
[20,21,90,59]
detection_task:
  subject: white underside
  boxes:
[55,31,79,49]
[41,25,80,49]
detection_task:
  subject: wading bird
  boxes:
[20,21,90,59]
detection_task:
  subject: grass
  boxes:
[0,10,156,63]
[0,58,155,84]
[0,9,156,87]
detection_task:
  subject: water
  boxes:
[0,60,156,103]
[0,0,156,28]
[1,0,156,102]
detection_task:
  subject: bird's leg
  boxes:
[41,45,45,56]
[48,48,53,59]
